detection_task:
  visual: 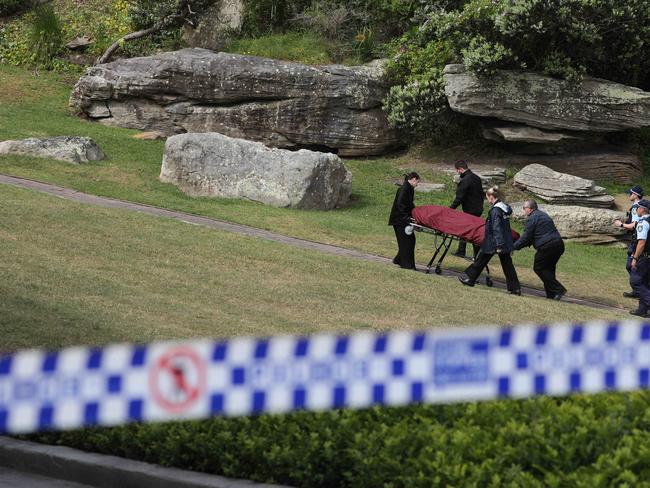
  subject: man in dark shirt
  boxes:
[513,199,567,300]
[450,160,484,258]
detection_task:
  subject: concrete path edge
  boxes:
[0,437,291,488]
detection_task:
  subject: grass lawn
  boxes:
[0,64,641,312]
[0,184,626,352]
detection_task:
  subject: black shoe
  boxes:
[452,251,466,258]
[623,291,640,298]
[630,309,648,318]
[392,257,400,266]
[554,290,566,301]
[509,289,522,296]
[458,275,474,287]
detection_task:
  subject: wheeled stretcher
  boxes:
[410,205,520,283]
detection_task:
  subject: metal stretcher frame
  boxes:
[411,223,493,287]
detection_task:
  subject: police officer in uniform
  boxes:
[629,199,650,317]
[614,185,644,298]
[450,160,484,258]
[513,199,567,300]
[389,172,420,270]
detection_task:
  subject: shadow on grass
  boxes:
[0,288,110,351]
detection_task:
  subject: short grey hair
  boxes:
[523,199,538,210]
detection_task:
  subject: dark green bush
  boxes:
[33,392,650,488]
[241,0,312,37]
[0,0,30,17]
[128,0,214,31]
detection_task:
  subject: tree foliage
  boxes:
[384,0,650,140]
[128,0,215,31]
[97,0,214,64]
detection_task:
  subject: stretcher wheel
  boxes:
[485,277,493,287]
[434,264,442,275]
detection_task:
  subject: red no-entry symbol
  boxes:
[149,346,207,413]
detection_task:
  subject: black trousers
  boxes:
[630,256,650,312]
[393,225,416,269]
[465,251,520,292]
[534,239,566,298]
[456,210,482,256]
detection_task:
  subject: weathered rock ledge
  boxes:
[70,48,400,157]
[443,64,647,182]
[443,64,650,133]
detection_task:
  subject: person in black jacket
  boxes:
[458,187,521,294]
[389,172,420,270]
[513,200,567,300]
[450,160,484,258]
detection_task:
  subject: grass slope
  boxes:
[0,64,640,312]
[0,184,624,352]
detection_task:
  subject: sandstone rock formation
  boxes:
[160,132,352,209]
[70,49,399,157]
[444,64,650,132]
[0,136,105,164]
[513,164,614,208]
[443,64,646,182]
[511,202,626,244]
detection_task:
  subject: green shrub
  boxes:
[241,0,312,36]
[29,4,62,68]
[32,392,650,488]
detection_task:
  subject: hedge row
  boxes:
[32,392,650,487]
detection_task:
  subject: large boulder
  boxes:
[0,136,105,164]
[443,64,650,132]
[513,164,615,208]
[511,203,626,244]
[160,132,352,209]
[443,64,646,183]
[70,48,400,157]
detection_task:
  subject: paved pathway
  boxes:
[0,173,624,313]
[0,466,93,487]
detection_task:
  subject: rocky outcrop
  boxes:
[160,132,352,209]
[182,0,244,51]
[70,48,400,157]
[443,64,645,182]
[513,164,615,208]
[443,64,650,132]
[0,136,105,164]
[512,203,626,244]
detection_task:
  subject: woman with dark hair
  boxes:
[388,172,420,270]
[458,186,521,294]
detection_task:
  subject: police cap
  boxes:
[637,199,650,210]
[628,185,644,197]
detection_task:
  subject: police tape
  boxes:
[1,319,649,434]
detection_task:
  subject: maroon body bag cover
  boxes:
[411,205,519,246]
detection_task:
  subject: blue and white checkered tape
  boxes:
[0,320,649,434]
